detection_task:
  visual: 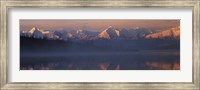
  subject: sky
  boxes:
[20,20,180,32]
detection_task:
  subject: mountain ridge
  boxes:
[145,26,180,39]
[20,26,180,41]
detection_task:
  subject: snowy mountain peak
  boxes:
[108,26,113,29]
[145,26,180,39]
[28,27,39,33]
[98,26,120,39]
[135,27,140,29]
[67,33,73,38]
[115,29,120,37]
[98,29,111,39]
[77,29,84,34]
[106,26,115,31]
[27,27,43,38]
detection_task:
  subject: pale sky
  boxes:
[20,20,180,32]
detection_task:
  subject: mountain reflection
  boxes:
[99,63,110,70]
[20,51,180,70]
[21,60,180,70]
[145,61,180,70]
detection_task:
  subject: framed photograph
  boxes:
[0,0,199,90]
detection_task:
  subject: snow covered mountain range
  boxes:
[145,26,180,39]
[20,26,180,41]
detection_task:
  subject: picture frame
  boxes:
[0,0,199,90]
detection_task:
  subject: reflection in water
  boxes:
[145,61,180,70]
[115,64,120,70]
[21,61,179,70]
[20,50,180,70]
[99,63,110,70]
[67,64,73,70]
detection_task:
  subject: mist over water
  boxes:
[20,50,180,70]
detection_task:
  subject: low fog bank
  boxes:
[20,36,180,54]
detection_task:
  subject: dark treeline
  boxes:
[20,36,180,53]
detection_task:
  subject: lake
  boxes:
[20,50,180,70]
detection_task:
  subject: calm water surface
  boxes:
[20,50,180,70]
